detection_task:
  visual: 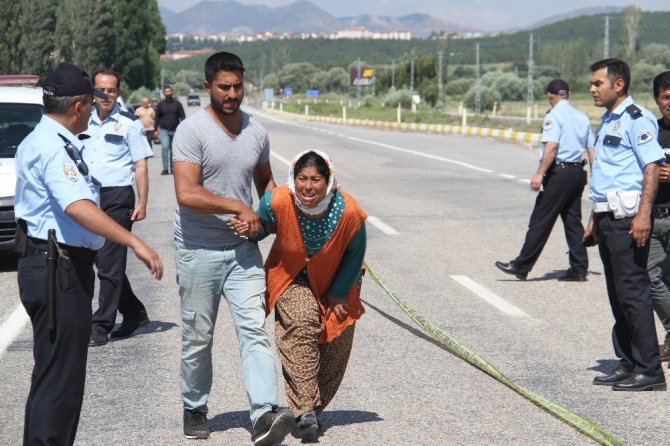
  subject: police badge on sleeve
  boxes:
[63,163,78,181]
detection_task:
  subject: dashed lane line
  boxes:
[450,275,531,318]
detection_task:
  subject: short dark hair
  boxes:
[43,94,90,115]
[293,151,329,182]
[205,51,245,83]
[590,58,630,95]
[653,71,670,99]
[163,85,172,92]
[92,68,120,88]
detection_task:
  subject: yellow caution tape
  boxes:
[364,262,625,446]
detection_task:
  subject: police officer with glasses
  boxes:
[15,62,164,446]
[84,69,154,347]
[587,58,666,391]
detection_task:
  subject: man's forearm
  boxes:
[639,163,660,215]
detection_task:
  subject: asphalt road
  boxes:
[1,99,669,445]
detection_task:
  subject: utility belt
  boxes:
[26,237,97,264]
[15,220,97,264]
[653,206,670,218]
[593,191,641,219]
[554,160,586,172]
[99,185,132,194]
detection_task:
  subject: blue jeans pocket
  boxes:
[181,308,198,342]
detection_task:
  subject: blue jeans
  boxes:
[175,240,278,425]
[648,215,670,333]
[159,127,174,172]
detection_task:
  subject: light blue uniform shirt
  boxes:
[15,115,104,249]
[82,104,153,187]
[589,96,665,203]
[540,99,594,163]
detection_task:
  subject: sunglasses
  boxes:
[63,141,102,188]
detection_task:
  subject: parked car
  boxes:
[0,76,43,251]
[187,94,201,107]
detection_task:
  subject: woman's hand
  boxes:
[229,217,250,236]
[325,293,349,322]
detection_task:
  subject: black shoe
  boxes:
[557,268,587,282]
[110,312,150,339]
[494,261,527,280]
[160,169,168,175]
[252,407,293,446]
[593,367,632,386]
[296,410,319,439]
[89,329,108,347]
[612,373,667,391]
[183,409,209,439]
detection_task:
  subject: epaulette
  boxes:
[625,104,642,119]
[120,109,138,121]
[545,109,551,115]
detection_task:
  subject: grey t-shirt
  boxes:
[173,108,270,248]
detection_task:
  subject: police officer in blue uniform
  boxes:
[586,58,666,391]
[84,69,154,347]
[495,79,594,281]
[15,62,164,446]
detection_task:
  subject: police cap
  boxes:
[43,62,108,100]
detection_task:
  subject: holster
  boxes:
[14,219,28,257]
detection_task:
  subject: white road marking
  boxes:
[347,136,495,173]
[499,173,516,179]
[0,305,29,358]
[518,178,531,184]
[450,275,530,318]
[367,216,399,235]
[271,151,291,167]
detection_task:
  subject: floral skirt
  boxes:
[274,279,355,417]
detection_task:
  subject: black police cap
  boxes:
[43,62,108,100]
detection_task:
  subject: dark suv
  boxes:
[187,94,201,107]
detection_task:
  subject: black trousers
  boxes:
[91,186,146,333]
[514,166,588,274]
[596,213,661,375]
[18,253,95,446]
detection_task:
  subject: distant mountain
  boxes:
[161,0,468,38]
[521,6,625,31]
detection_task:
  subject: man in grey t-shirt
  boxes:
[173,51,293,445]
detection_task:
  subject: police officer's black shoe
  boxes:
[110,312,150,339]
[494,261,527,280]
[557,268,587,282]
[612,373,667,391]
[593,367,632,386]
[89,329,108,347]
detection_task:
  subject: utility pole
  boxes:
[527,33,534,124]
[356,57,361,101]
[410,57,415,92]
[604,15,610,58]
[391,59,396,90]
[475,43,481,115]
[437,50,444,112]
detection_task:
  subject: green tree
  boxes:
[20,0,58,77]
[622,5,642,60]
[0,2,23,73]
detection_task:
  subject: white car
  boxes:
[0,77,43,252]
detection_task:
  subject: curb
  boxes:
[266,109,542,145]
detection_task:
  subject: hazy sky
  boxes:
[158,0,667,32]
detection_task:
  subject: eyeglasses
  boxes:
[95,87,119,96]
[63,142,102,188]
